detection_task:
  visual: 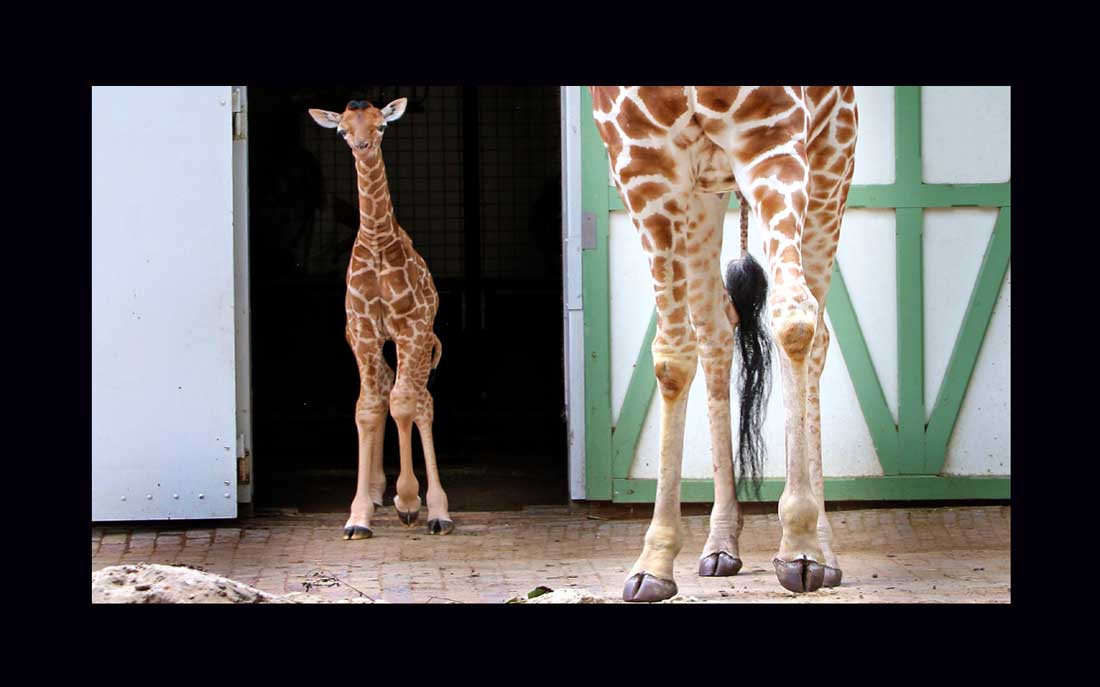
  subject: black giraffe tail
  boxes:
[724,191,773,500]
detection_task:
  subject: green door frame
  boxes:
[580,86,1010,502]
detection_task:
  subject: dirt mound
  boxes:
[93,564,282,604]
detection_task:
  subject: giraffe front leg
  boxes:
[415,393,453,535]
[345,401,386,540]
[390,380,422,527]
[368,363,394,507]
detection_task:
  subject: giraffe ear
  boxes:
[380,98,407,123]
[308,108,342,129]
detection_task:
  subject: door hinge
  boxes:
[232,88,247,141]
[237,432,252,485]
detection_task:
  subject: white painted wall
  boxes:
[606,86,1010,481]
[92,86,239,520]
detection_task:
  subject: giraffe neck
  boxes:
[354,153,399,253]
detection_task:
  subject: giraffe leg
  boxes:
[801,130,856,587]
[390,338,430,526]
[622,192,696,602]
[367,362,394,507]
[344,328,387,541]
[719,123,827,592]
[415,391,453,534]
[685,193,744,578]
[806,315,842,586]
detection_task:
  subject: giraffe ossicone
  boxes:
[590,86,857,599]
[307,97,453,540]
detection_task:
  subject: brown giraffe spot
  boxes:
[698,115,728,136]
[696,86,740,113]
[806,86,833,103]
[591,86,619,114]
[774,216,800,239]
[664,198,683,215]
[734,87,796,122]
[790,190,807,219]
[756,193,787,223]
[651,255,668,280]
[389,290,415,314]
[672,260,685,282]
[617,97,666,138]
[813,143,837,162]
[627,181,671,213]
[643,214,674,250]
[620,146,679,185]
[637,87,688,127]
[768,237,781,259]
[595,120,623,162]
[735,126,800,165]
[672,283,686,302]
[834,125,855,144]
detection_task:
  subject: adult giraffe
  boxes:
[308,98,453,540]
[590,86,857,600]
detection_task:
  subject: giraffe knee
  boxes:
[389,387,418,421]
[356,395,387,426]
[653,354,697,401]
[772,296,819,362]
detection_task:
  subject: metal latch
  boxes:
[581,212,597,250]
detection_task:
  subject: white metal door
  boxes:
[93,86,238,520]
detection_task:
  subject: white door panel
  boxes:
[93,86,237,520]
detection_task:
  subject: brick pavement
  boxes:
[92,505,1010,603]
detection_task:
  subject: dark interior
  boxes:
[247,86,567,512]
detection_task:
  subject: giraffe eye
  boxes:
[377,124,387,133]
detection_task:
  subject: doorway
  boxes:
[247,86,567,512]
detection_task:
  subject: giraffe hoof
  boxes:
[427,519,454,535]
[622,573,678,602]
[698,552,742,577]
[396,509,419,527]
[773,558,825,593]
[823,566,843,587]
[342,526,373,540]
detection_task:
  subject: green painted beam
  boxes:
[896,207,926,473]
[826,261,900,474]
[609,182,1010,212]
[895,86,922,189]
[847,183,1011,209]
[581,87,613,499]
[612,476,1009,502]
[924,207,1011,473]
[611,311,658,479]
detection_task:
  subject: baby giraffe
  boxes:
[308,98,453,539]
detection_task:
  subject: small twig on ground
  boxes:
[424,596,463,604]
[302,569,376,601]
